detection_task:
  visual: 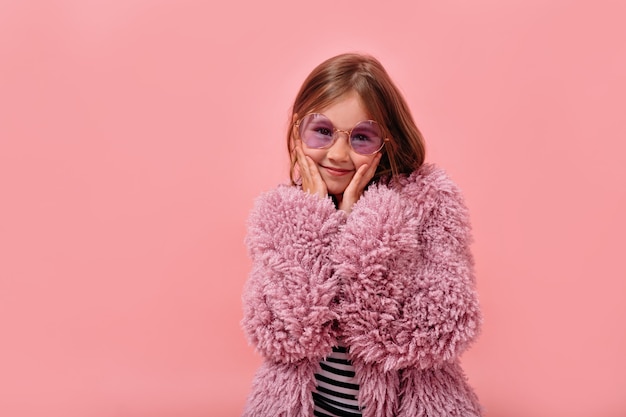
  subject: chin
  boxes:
[324,177,352,194]
[325,183,349,198]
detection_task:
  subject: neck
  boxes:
[331,194,343,208]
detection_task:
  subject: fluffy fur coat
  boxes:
[241,164,482,417]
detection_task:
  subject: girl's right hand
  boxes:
[295,141,327,199]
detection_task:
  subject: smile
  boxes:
[321,165,353,176]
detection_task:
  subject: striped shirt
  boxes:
[313,345,363,417]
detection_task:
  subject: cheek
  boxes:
[302,148,325,164]
[352,154,377,170]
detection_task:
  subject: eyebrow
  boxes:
[315,113,373,131]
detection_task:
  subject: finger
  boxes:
[295,145,316,195]
[362,152,382,183]
[355,154,379,186]
[353,154,380,192]
[339,165,368,213]
[305,155,327,196]
[294,143,311,179]
[305,155,322,182]
[295,144,327,196]
[344,163,369,196]
[346,153,382,195]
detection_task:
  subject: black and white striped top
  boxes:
[313,345,363,417]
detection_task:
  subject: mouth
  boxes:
[321,165,353,176]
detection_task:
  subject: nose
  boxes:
[326,131,351,162]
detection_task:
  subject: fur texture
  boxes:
[242,164,482,417]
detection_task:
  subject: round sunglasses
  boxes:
[296,113,388,155]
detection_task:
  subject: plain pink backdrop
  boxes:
[1,1,625,416]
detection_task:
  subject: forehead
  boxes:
[316,91,371,128]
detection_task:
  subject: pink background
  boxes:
[1,1,625,416]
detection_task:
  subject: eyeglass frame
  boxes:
[294,113,390,155]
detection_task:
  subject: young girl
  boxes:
[241,53,482,417]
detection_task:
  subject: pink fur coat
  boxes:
[242,164,482,417]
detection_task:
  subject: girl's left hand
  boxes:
[338,152,382,214]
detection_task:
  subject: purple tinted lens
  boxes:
[299,114,334,149]
[350,121,383,154]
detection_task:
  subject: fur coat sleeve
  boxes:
[332,165,481,372]
[242,185,347,363]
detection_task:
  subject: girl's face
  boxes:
[300,92,381,201]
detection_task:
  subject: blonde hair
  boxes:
[288,53,426,184]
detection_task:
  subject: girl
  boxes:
[241,53,482,417]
